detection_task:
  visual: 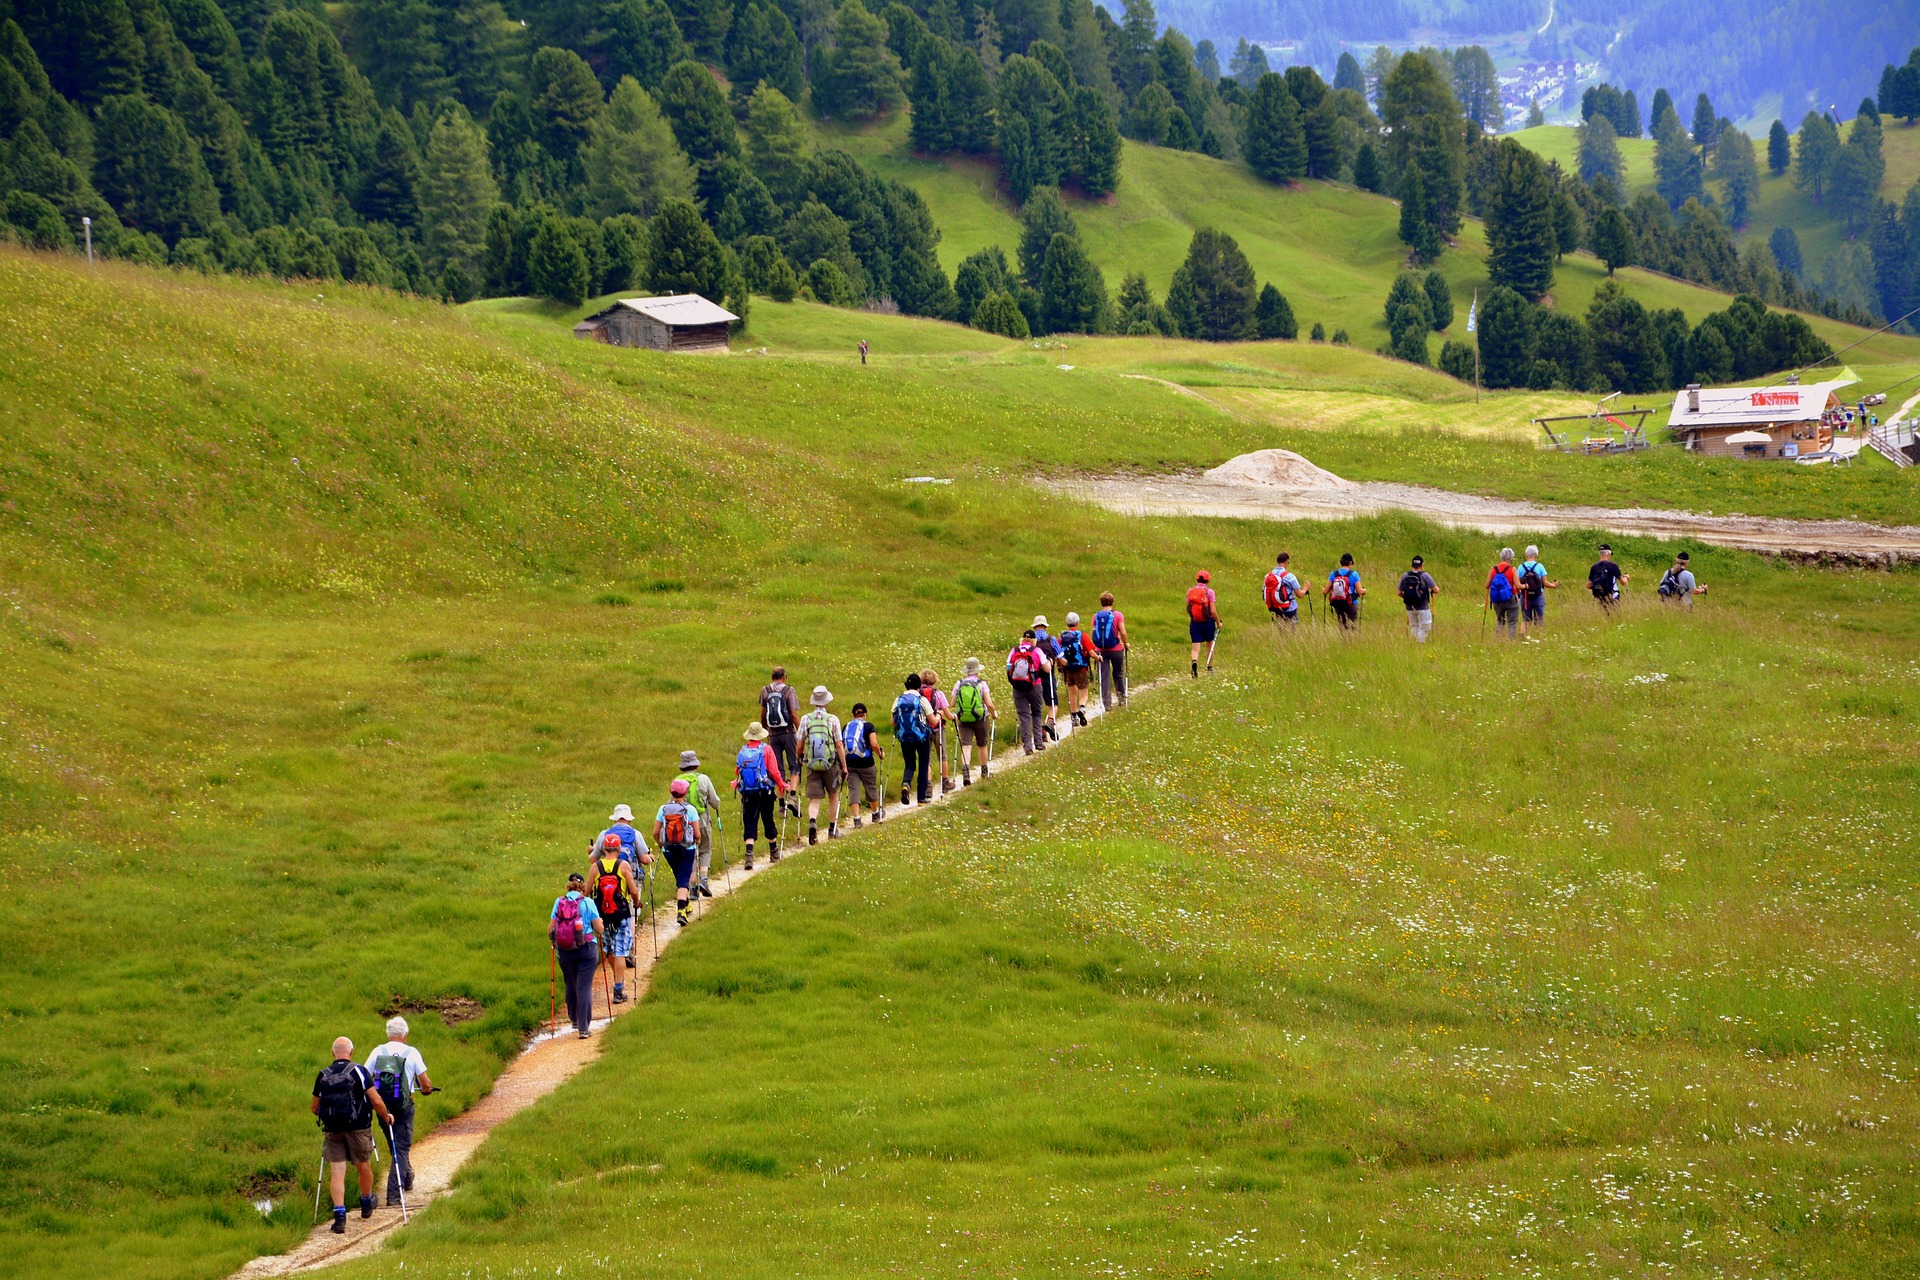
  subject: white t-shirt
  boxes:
[365,1041,429,1099]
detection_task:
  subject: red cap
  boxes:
[669,778,690,796]
[1196,570,1210,583]
[600,832,622,851]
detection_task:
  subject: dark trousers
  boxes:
[767,731,799,780]
[383,1105,414,1203]
[558,941,600,1035]
[1098,651,1127,709]
[900,738,932,800]
[741,791,776,841]
[1011,681,1044,750]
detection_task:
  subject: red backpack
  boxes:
[594,853,626,916]
[1264,570,1294,610]
[1186,585,1213,622]
[660,803,692,847]
[550,895,587,950]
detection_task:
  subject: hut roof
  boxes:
[603,294,738,326]
[1667,379,1852,429]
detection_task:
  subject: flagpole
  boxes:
[1468,290,1479,404]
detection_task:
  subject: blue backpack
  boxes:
[1092,609,1117,649]
[842,719,870,758]
[736,744,772,792]
[1058,630,1087,667]
[1487,568,1515,604]
[892,692,929,743]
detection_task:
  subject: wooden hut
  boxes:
[571,294,738,353]
[1667,378,1852,459]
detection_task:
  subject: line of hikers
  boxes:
[308,1021,435,1233]
[543,595,1137,1040]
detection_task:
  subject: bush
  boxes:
[806,258,858,306]
[1331,328,1349,345]
[766,256,800,302]
[1438,338,1476,382]
[971,290,1030,338]
[1309,321,1325,341]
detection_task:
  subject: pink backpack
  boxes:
[550,896,587,950]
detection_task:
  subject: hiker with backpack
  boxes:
[1056,613,1093,728]
[365,1018,436,1209]
[1587,544,1629,614]
[1657,552,1705,606]
[1517,546,1558,634]
[1264,552,1302,626]
[1005,630,1052,754]
[893,674,937,806]
[1186,572,1219,676]
[1030,619,1063,741]
[588,831,642,1003]
[1091,593,1129,711]
[1486,548,1522,639]
[311,1036,397,1233]
[842,703,886,825]
[1324,555,1364,629]
[590,804,647,871]
[920,668,958,793]
[733,722,787,870]
[758,668,802,817]
[798,686,847,843]
[549,872,606,1039]
[950,658,997,783]
[653,779,703,926]
[674,751,724,899]
[1396,555,1438,642]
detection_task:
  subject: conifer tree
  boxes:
[91,95,223,241]
[583,76,695,218]
[1690,92,1717,148]
[1484,137,1557,300]
[725,0,804,107]
[1576,114,1622,184]
[645,195,731,296]
[1653,108,1703,208]
[1255,282,1295,338]
[1017,185,1075,285]
[1038,231,1107,332]
[1423,269,1452,330]
[1714,126,1758,228]
[668,0,732,61]
[1332,50,1363,95]
[528,47,605,161]
[1072,85,1121,197]
[418,103,497,273]
[659,60,738,163]
[1351,140,1382,192]
[1766,119,1790,174]
[743,84,811,206]
[1793,111,1839,203]
[527,215,590,303]
[1397,162,1440,262]
[1243,71,1304,183]
[1170,226,1256,340]
[811,0,903,121]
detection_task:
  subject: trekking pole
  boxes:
[383,1118,410,1223]
[646,863,659,960]
[311,1155,326,1225]
[1204,637,1216,672]
[548,948,557,1035]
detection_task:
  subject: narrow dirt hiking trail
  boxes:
[1044,449,1920,563]
[235,675,1151,1277]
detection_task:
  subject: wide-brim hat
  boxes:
[608,804,634,822]
[743,721,769,741]
[678,750,700,769]
[964,657,982,674]
[1032,614,1049,628]
[810,685,832,706]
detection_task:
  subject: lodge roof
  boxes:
[1668,379,1853,429]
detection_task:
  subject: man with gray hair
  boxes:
[1485,547,1522,640]
[312,1036,394,1232]
[366,1018,436,1208]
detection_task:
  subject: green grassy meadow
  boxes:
[2,246,1919,1278]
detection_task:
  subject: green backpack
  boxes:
[955,677,987,723]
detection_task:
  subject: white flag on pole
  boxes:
[1465,292,1477,334]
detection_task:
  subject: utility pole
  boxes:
[82,216,92,266]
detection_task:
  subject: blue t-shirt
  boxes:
[1518,560,1548,596]
[1267,569,1301,612]
[551,890,601,929]
[1328,568,1361,599]
[654,802,701,850]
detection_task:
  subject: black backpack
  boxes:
[1519,564,1545,597]
[315,1061,372,1133]
[1657,566,1683,597]
[761,686,792,730]
[1397,570,1431,610]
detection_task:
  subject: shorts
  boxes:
[662,845,696,890]
[323,1129,375,1164]
[959,718,990,748]
[804,765,842,799]
[1063,665,1089,689]
[1522,594,1545,623]
[605,913,634,958]
[847,763,881,804]
[1189,619,1217,643]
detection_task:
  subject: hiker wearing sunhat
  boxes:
[654,779,703,927]
[591,804,648,870]
[587,828,641,1002]
[733,722,787,870]
[1185,571,1218,676]
[674,751,724,898]
[797,686,846,844]
[950,658,996,783]
[1030,616,1063,741]
[1055,613,1092,728]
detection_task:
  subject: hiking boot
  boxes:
[697,882,713,898]
[1206,665,1213,674]
[1047,721,1059,741]
[874,808,885,822]
[743,855,754,871]
[918,791,932,804]
[852,816,863,829]
[613,988,628,1003]
[676,908,691,926]
[331,1212,347,1235]
[962,767,972,786]
[980,763,989,778]
[941,778,955,794]
[1191,661,1198,677]
[900,786,911,806]
[769,847,781,863]
[360,1196,374,1220]
[828,823,839,839]
[808,823,818,846]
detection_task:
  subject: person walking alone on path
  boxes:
[842,703,886,825]
[1587,544,1629,614]
[311,1037,396,1232]
[893,674,936,805]
[674,752,723,897]
[1056,614,1092,727]
[1325,554,1364,629]
[1657,552,1706,606]
[1517,546,1558,636]
[549,873,605,1039]
[920,668,957,792]
[1486,548,1522,640]
[858,338,869,365]
[365,1018,435,1208]
[654,780,703,926]
[1006,630,1051,754]
[798,686,846,843]
[1397,555,1438,641]
[951,658,996,782]
[1186,572,1219,676]
[1091,593,1129,710]
[758,668,802,818]
[588,831,641,1002]
[1030,619,1064,740]
[1264,552,1302,627]
[733,722,787,869]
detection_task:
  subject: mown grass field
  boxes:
[2,247,1918,1279]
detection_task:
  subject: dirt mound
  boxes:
[1202,449,1353,491]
